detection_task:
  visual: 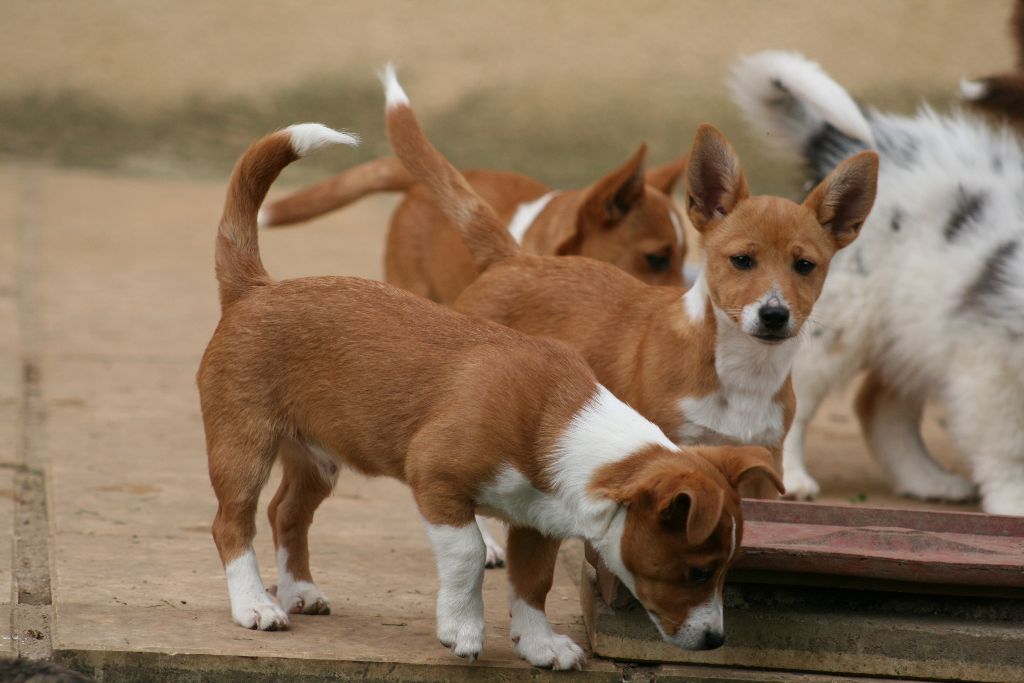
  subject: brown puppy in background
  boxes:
[259,150,688,304]
[197,120,780,669]
[260,84,687,570]
[961,0,1024,126]
[383,68,877,495]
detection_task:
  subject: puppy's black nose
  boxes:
[704,630,726,650]
[758,306,790,331]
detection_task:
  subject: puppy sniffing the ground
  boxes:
[383,68,877,491]
[259,144,688,304]
[197,118,778,668]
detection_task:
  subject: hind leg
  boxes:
[856,370,976,502]
[945,358,1024,515]
[208,430,289,631]
[267,438,336,615]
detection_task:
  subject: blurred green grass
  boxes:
[0,71,954,198]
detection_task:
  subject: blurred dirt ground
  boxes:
[0,1,1015,193]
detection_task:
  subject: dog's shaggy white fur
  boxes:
[731,50,1024,516]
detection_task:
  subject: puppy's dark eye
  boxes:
[730,254,756,270]
[690,567,714,584]
[645,251,671,273]
[793,259,816,276]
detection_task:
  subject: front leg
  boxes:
[422,518,487,661]
[506,526,584,670]
[781,361,834,500]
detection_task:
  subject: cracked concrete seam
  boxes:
[12,169,54,660]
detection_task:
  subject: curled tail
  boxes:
[217,123,358,309]
[729,50,874,183]
[258,156,414,227]
[380,64,518,271]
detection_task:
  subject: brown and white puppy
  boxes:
[261,134,687,569]
[197,120,779,669]
[384,69,878,494]
[258,149,688,304]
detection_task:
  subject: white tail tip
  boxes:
[256,207,271,228]
[959,78,987,101]
[732,50,875,148]
[379,63,410,109]
[285,123,360,157]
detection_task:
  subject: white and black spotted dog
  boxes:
[729,50,1024,516]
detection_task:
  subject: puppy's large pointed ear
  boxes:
[699,446,785,497]
[645,154,687,196]
[579,144,648,228]
[658,481,725,546]
[684,124,750,233]
[803,151,878,250]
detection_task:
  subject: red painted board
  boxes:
[737,500,1024,588]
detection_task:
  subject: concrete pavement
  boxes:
[0,161,975,680]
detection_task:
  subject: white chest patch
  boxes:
[476,385,671,545]
[476,467,581,538]
[507,192,558,244]
[677,393,784,446]
[676,307,795,447]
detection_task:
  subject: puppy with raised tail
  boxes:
[259,138,689,303]
[382,67,877,493]
[198,116,779,668]
[261,92,688,572]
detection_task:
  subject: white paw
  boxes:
[438,615,485,661]
[483,537,506,569]
[232,593,289,631]
[271,580,331,615]
[783,467,820,500]
[226,550,289,630]
[514,630,586,670]
[896,470,977,503]
[981,488,1024,516]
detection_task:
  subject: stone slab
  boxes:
[581,564,1024,682]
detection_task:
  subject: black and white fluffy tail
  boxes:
[729,51,875,183]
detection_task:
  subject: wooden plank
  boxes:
[741,499,1024,536]
[738,500,1024,588]
[581,565,1024,682]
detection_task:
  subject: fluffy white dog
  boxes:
[730,51,1024,516]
